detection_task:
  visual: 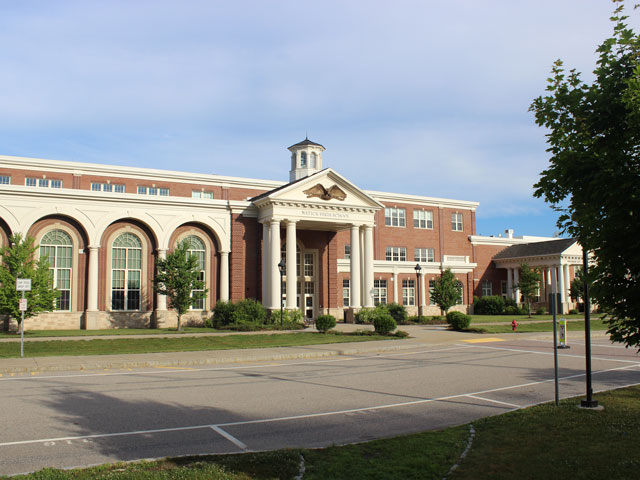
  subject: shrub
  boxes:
[232,299,268,325]
[316,314,337,333]
[408,315,446,325]
[355,306,381,324]
[536,306,547,315]
[211,300,235,328]
[373,312,397,335]
[504,297,517,309]
[394,330,409,338]
[504,305,519,315]
[569,309,578,315]
[446,311,471,331]
[474,296,505,315]
[386,302,408,324]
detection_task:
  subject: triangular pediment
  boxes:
[252,169,384,210]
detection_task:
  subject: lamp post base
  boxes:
[580,399,599,408]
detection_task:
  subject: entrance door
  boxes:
[302,251,317,321]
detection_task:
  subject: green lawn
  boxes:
[472,318,609,334]
[0,332,398,358]
[7,386,639,479]
[0,327,228,337]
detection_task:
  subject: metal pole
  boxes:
[581,248,598,408]
[20,291,25,358]
[416,272,421,319]
[551,271,559,406]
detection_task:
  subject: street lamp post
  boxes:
[415,263,422,320]
[278,260,285,326]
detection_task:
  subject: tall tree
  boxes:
[153,239,208,331]
[0,234,58,329]
[515,263,541,318]
[530,0,640,348]
[569,268,585,303]
[430,269,462,314]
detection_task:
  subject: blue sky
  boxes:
[2,1,637,237]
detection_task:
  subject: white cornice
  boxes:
[366,190,479,210]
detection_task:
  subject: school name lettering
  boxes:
[301,210,349,219]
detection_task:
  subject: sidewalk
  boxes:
[0,324,580,375]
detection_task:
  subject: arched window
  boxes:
[40,230,72,311]
[300,151,307,168]
[185,235,206,310]
[111,233,142,310]
[310,152,316,168]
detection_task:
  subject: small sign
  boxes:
[558,318,570,349]
[19,298,28,311]
[16,278,32,291]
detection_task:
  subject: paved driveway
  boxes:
[0,331,638,476]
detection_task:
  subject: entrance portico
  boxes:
[252,168,383,319]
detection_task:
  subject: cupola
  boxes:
[288,137,325,182]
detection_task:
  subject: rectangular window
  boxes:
[91,183,102,191]
[50,179,62,188]
[344,244,350,259]
[384,207,406,227]
[92,182,123,193]
[159,188,170,196]
[305,281,314,295]
[457,281,464,304]
[0,175,10,185]
[414,248,435,263]
[402,279,415,306]
[102,183,113,192]
[452,212,463,231]
[39,178,50,187]
[413,210,433,229]
[137,186,148,195]
[385,247,407,262]
[25,177,37,187]
[26,177,61,188]
[501,280,507,298]
[149,187,158,196]
[429,279,436,302]
[192,190,213,199]
[482,280,493,296]
[373,279,387,305]
[304,253,314,277]
[343,279,350,307]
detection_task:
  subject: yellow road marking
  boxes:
[462,338,506,344]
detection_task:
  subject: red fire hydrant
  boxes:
[512,319,518,331]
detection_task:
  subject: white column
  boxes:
[563,264,571,304]
[285,220,297,309]
[506,268,513,300]
[219,251,229,302]
[156,248,167,311]
[558,263,566,304]
[262,223,269,305]
[551,266,558,313]
[513,268,520,303]
[393,270,398,303]
[544,267,551,303]
[86,246,100,311]
[420,272,427,307]
[359,227,365,305]
[349,225,361,308]
[270,220,281,309]
[363,225,374,308]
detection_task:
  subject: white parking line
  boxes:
[465,395,520,409]
[2,363,637,449]
[0,345,474,382]
[210,426,248,451]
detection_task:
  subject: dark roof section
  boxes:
[288,137,325,149]
[493,238,577,260]
[249,168,329,202]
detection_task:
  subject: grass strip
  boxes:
[0,332,397,358]
[470,318,608,334]
[7,386,639,480]
[0,327,295,338]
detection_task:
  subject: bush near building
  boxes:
[315,314,337,333]
[373,313,397,335]
[447,311,471,331]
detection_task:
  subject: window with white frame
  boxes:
[429,279,436,302]
[413,210,433,229]
[344,244,350,259]
[92,182,125,193]
[451,212,463,231]
[373,279,387,305]
[159,188,169,196]
[501,280,507,298]
[40,230,73,311]
[185,236,206,310]
[111,232,142,311]
[384,207,406,227]
[0,175,10,185]
[343,279,350,306]
[482,280,492,296]
[138,186,170,196]
[304,253,314,277]
[402,279,415,306]
[192,190,214,199]
[456,281,464,304]
[26,177,62,188]
[385,247,407,262]
[414,248,435,263]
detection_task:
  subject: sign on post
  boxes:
[558,318,570,349]
[19,298,28,311]
[16,278,32,291]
